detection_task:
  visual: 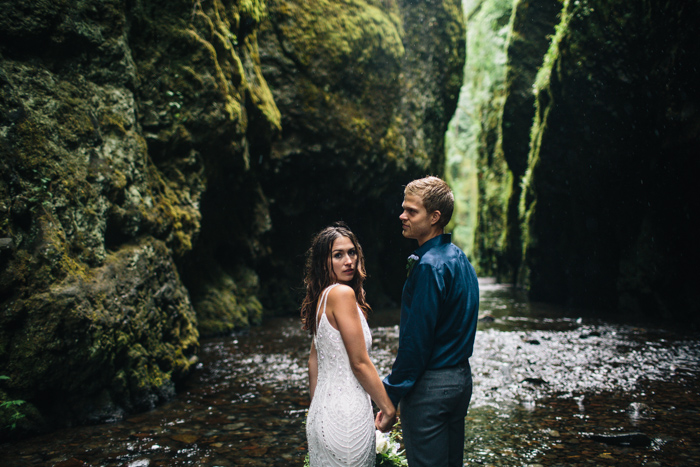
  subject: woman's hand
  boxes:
[375,409,397,432]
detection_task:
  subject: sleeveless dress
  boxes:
[306,284,375,467]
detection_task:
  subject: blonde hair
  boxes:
[405,176,454,228]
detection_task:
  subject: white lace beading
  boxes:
[306,284,375,467]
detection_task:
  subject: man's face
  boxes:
[399,194,435,244]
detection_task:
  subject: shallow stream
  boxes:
[2,279,700,466]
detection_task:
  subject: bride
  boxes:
[301,222,396,466]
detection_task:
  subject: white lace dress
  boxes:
[306,284,375,467]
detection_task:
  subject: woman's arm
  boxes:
[308,340,318,401]
[327,285,396,423]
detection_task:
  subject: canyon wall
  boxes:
[0,0,465,435]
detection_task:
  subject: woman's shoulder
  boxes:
[326,283,356,302]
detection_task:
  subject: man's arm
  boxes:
[383,262,444,405]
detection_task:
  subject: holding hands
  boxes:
[375,408,397,433]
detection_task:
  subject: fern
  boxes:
[0,376,26,430]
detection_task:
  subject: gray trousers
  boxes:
[400,362,472,467]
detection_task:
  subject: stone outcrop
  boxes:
[0,0,465,435]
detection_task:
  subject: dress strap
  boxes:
[316,283,340,327]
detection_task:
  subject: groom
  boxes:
[376,176,479,467]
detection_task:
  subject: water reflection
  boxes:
[1,279,699,466]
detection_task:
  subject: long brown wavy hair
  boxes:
[300,222,371,335]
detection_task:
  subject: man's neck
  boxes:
[416,228,444,247]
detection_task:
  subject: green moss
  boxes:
[520,0,571,264]
[127,344,165,389]
[239,0,268,25]
[99,112,130,135]
[445,0,513,270]
[191,265,263,336]
[272,0,404,74]
[242,37,282,132]
[534,1,571,92]
[380,115,409,169]
[141,176,201,257]
[12,120,52,172]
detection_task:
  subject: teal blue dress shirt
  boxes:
[383,234,479,406]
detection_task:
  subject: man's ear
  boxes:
[430,210,442,226]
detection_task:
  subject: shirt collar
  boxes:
[412,233,451,258]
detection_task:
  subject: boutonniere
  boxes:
[406,254,420,277]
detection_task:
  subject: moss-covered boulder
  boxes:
[256,0,466,307]
[2,238,198,426]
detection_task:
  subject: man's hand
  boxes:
[375,409,397,432]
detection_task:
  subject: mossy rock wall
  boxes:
[445,0,518,274]
[521,0,700,319]
[451,0,700,323]
[0,0,465,435]
[497,0,562,284]
[0,0,277,435]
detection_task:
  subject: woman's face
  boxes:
[330,236,358,284]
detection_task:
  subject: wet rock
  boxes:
[242,445,268,457]
[627,402,654,421]
[479,313,496,323]
[223,422,246,431]
[522,377,548,386]
[583,431,653,447]
[170,434,199,444]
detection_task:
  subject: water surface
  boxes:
[2,279,699,466]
